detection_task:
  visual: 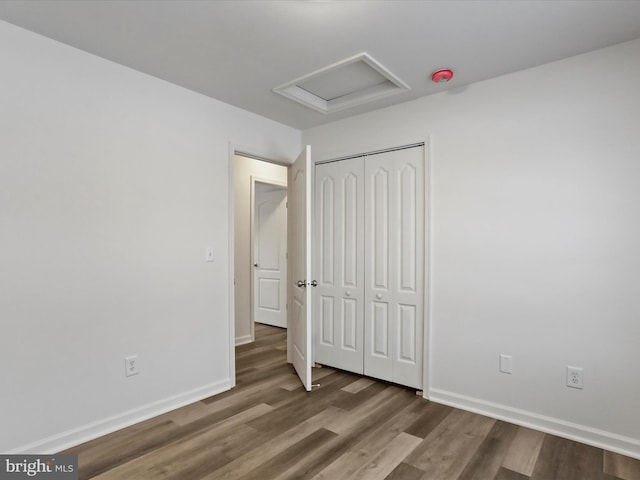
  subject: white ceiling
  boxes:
[1,0,640,130]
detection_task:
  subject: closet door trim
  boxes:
[313,141,430,396]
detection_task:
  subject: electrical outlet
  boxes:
[499,354,513,374]
[566,366,583,389]
[125,355,139,377]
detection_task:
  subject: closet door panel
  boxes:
[316,167,336,353]
[372,168,390,290]
[320,175,335,285]
[342,298,358,351]
[373,301,390,357]
[313,158,365,373]
[364,154,394,382]
[320,296,334,345]
[392,147,424,389]
[399,164,417,293]
[343,172,359,287]
[398,304,416,362]
[365,147,424,389]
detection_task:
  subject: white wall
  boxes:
[304,39,640,458]
[233,155,288,344]
[0,20,300,453]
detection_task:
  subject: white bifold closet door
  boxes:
[314,156,365,374]
[363,147,424,389]
[314,146,424,389]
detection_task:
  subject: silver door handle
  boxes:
[297,280,306,288]
[310,280,318,287]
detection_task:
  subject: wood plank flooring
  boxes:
[62,324,640,479]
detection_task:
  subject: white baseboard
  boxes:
[235,334,253,346]
[428,388,640,460]
[9,380,232,455]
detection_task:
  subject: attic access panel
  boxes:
[273,53,410,114]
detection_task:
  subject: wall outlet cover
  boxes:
[125,355,139,377]
[567,365,583,389]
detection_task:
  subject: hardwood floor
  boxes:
[63,324,640,479]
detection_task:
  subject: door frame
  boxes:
[250,176,287,339]
[227,142,291,388]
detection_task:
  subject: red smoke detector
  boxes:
[431,69,454,83]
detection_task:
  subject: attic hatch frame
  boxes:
[273,52,410,115]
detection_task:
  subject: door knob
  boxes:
[376,293,383,300]
[297,280,306,288]
[253,263,258,267]
[345,290,351,297]
[310,280,318,287]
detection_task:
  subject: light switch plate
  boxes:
[500,354,513,374]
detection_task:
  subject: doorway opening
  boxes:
[231,147,314,392]
[232,153,288,351]
[252,181,287,330]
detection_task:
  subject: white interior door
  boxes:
[253,187,287,328]
[314,157,365,373]
[287,146,313,391]
[364,146,424,389]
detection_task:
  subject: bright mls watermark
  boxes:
[0,455,77,479]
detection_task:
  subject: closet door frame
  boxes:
[312,139,431,397]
